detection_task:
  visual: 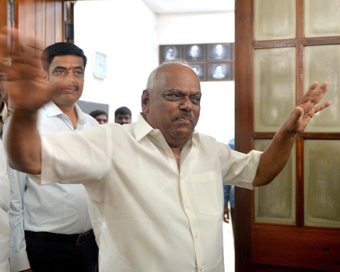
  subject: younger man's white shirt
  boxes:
[0,138,10,272]
[5,102,98,272]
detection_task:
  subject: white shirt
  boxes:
[0,138,10,272]
[33,114,262,272]
[4,102,98,272]
[0,102,9,139]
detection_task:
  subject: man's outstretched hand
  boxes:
[253,81,331,187]
[0,28,56,111]
[285,81,331,134]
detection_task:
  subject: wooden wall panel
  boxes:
[0,0,7,29]
[0,1,8,57]
[35,0,46,51]
[45,0,56,47]
[17,0,65,55]
[255,264,319,272]
[253,225,340,271]
[26,0,36,49]
[54,1,64,43]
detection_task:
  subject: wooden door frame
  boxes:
[234,0,340,271]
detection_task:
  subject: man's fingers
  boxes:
[313,81,329,98]
[314,100,331,114]
[305,81,319,96]
[304,81,327,100]
[0,27,40,64]
[305,82,330,113]
[303,81,329,104]
[0,53,42,82]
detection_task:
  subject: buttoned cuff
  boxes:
[237,150,262,190]
[10,251,31,272]
[224,150,263,190]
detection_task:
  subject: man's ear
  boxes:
[141,89,150,113]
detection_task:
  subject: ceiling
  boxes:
[142,0,235,14]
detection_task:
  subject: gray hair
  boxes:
[146,59,193,91]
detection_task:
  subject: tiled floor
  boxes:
[223,221,235,272]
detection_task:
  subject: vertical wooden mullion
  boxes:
[296,136,304,227]
[235,0,255,271]
[296,0,304,39]
[296,0,305,229]
[295,35,306,227]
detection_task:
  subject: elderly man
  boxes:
[1,31,331,271]
[4,42,99,272]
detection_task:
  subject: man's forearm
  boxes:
[6,109,41,174]
[253,124,296,187]
[253,82,331,187]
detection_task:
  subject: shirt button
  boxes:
[195,233,198,238]
[179,174,183,179]
[186,204,190,208]
[199,265,203,271]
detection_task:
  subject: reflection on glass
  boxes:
[254,140,296,224]
[304,140,340,227]
[254,47,296,132]
[304,45,340,132]
[254,0,296,41]
[305,0,340,38]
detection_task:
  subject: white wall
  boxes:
[74,0,158,122]
[75,2,235,144]
[157,12,235,143]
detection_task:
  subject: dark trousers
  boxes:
[25,230,99,272]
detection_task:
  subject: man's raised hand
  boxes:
[285,81,331,134]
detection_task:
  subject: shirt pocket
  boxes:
[190,171,220,215]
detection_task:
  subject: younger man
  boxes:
[114,106,131,125]
[5,42,99,272]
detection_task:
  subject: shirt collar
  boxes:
[0,102,9,124]
[134,113,200,144]
[43,101,86,125]
[134,113,155,142]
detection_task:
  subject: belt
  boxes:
[25,229,95,246]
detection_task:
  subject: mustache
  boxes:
[63,83,79,91]
[171,113,194,123]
